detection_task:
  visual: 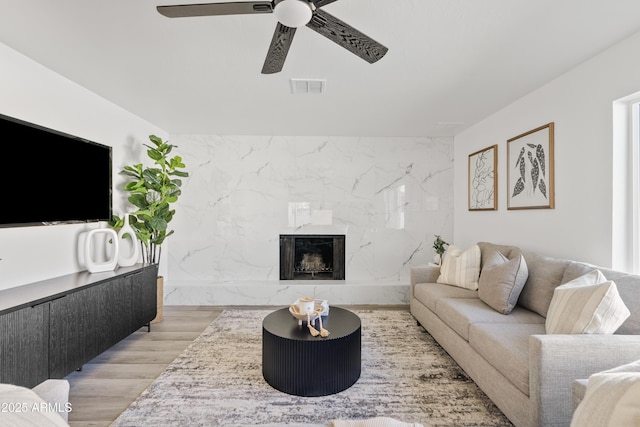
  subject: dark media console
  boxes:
[0,264,157,388]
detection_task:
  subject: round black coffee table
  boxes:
[262,306,361,397]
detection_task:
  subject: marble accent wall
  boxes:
[166,135,453,300]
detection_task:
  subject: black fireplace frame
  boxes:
[279,234,345,280]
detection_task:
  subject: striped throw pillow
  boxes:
[436,244,481,290]
[571,360,640,427]
[545,269,630,334]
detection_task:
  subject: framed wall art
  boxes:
[507,122,554,210]
[468,144,497,211]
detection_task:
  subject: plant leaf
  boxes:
[531,158,539,192]
[512,177,525,197]
[539,179,547,199]
[536,144,545,177]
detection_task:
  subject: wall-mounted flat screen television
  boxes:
[0,113,112,227]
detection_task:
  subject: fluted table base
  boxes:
[262,306,361,397]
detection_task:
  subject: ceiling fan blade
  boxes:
[312,0,339,7]
[262,23,297,74]
[157,1,273,18]
[306,9,388,64]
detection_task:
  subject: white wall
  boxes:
[453,31,640,268]
[0,42,167,291]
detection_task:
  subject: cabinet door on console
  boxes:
[93,276,133,354]
[0,304,49,388]
[49,291,92,378]
[49,279,134,378]
[129,268,157,329]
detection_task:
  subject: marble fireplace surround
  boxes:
[163,135,453,306]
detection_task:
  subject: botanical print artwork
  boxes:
[469,145,497,210]
[512,143,547,199]
[507,123,554,209]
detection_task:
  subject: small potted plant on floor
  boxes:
[112,134,189,322]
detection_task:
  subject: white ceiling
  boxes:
[2,0,640,137]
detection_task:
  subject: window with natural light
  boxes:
[612,93,640,273]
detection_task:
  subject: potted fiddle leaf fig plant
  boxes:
[112,134,189,265]
[111,135,188,323]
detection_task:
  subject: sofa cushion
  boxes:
[561,260,599,283]
[413,282,478,313]
[546,270,630,334]
[518,252,573,317]
[478,251,528,314]
[435,297,544,341]
[571,360,640,427]
[596,267,640,335]
[469,322,545,396]
[436,244,481,290]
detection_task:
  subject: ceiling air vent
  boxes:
[290,79,326,95]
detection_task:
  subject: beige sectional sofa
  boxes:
[409,242,640,427]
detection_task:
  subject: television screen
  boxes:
[0,113,112,227]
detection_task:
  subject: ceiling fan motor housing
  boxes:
[274,0,314,28]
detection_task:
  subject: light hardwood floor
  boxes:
[65,306,224,427]
[64,304,408,427]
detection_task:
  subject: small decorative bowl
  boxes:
[289,303,324,325]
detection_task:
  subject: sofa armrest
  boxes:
[529,334,640,427]
[410,264,441,296]
[32,379,70,423]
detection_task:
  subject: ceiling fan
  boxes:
[156,0,389,74]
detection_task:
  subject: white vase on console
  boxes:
[77,226,119,273]
[117,213,140,267]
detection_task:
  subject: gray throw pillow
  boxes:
[478,251,528,314]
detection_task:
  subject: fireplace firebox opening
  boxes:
[280,234,345,280]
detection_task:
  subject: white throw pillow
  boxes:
[571,360,640,427]
[436,244,481,290]
[545,270,630,334]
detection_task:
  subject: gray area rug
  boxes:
[110,309,513,427]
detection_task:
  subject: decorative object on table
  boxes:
[317,314,329,337]
[289,297,330,337]
[307,312,320,336]
[432,235,449,265]
[296,296,316,315]
[116,212,140,267]
[306,312,330,337]
[468,144,497,211]
[507,122,555,210]
[77,226,119,273]
[111,135,189,323]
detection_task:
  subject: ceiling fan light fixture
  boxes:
[275,0,313,28]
